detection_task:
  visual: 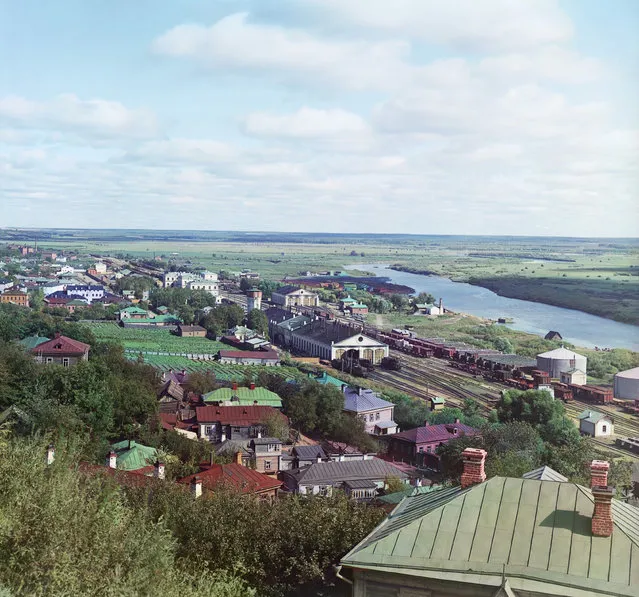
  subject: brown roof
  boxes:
[178,325,207,333]
[158,412,196,431]
[78,463,161,489]
[158,379,184,402]
[195,405,287,426]
[178,463,282,495]
[31,333,90,356]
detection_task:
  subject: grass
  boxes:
[87,322,229,355]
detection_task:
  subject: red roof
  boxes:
[158,412,196,431]
[195,405,287,426]
[78,463,161,488]
[219,350,279,359]
[390,423,478,444]
[178,463,282,495]
[31,333,90,356]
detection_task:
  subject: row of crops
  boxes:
[86,322,230,354]
[126,353,307,382]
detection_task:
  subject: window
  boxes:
[601,425,607,433]
[375,412,380,420]
[369,413,375,422]
[418,447,424,453]
[264,460,272,470]
[426,446,432,453]
[62,358,69,367]
[267,443,278,452]
[319,486,330,496]
[46,357,53,364]
[204,425,214,436]
[232,426,241,434]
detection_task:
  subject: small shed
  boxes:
[177,324,207,337]
[544,331,563,341]
[561,368,587,386]
[429,396,445,411]
[578,410,613,437]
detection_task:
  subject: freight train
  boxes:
[362,325,613,405]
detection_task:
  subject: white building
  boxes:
[578,410,614,437]
[343,386,397,435]
[271,285,319,308]
[560,368,587,386]
[94,262,107,274]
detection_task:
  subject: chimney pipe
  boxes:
[46,443,55,466]
[460,448,487,489]
[249,382,255,390]
[591,485,614,537]
[154,461,165,480]
[590,460,609,488]
[107,451,117,469]
[191,476,203,499]
[232,381,238,391]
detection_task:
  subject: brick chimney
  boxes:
[46,443,55,466]
[232,381,238,391]
[191,475,202,498]
[590,460,609,488]
[106,451,117,469]
[460,448,487,489]
[154,461,165,480]
[249,382,256,390]
[591,485,615,537]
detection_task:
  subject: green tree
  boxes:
[246,309,268,337]
[261,411,290,442]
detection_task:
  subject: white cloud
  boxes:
[301,0,573,51]
[152,12,420,91]
[0,94,157,141]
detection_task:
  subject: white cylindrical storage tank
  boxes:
[614,367,639,400]
[536,348,587,379]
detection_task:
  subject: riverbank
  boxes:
[389,264,639,326]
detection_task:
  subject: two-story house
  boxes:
[386,421,479,468]
[249,437,283,475]
[271,285,319,308]
[195,405,288,443]
[343,386,397,435]
[30,332,90,366]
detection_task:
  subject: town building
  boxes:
[346,302,369,315]
[578,410,614,437]
[0,289,29,306]
[195,405,288,443]
[249,437,283,475]
[176,324,207,337]
[118,306,149,320]
[268,310,388,364]
[339,453,636,597]
[279,458,409,499]
[560,367,588,385]
[217,349,279,366]
[429,396,445,411]
[30,332,90,366]
[111,440,158,472]
[271,285,319,308]
[544,330,563,340]
[342,386,397,435]
[321,440,377,462]
[289,445,328,468]
[385,421,479,468]
[65,285,105,304]
[0,279,14,293]
[178,461,281,501]
[203,383,283,408]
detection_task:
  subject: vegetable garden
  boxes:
[87,322,229,355]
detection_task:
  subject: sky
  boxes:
[0,0,637,236]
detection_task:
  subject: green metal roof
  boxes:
[120,306,147,314]
[203,386,282,408]
[308,371,346,387]
[378,485,443,505]
[341,476,639,597]
[18,335,50,350]
[430,396,445,404]
[111,440,157,471]
[578,410,611,424]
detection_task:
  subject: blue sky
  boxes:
[0,0,637,236]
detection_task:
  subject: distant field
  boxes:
[87,322,229,355]
[5,231,637,324]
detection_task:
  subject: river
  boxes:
[345,264,639,351]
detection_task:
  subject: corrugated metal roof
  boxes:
[343,387,394,413]
[522,466,568,482]
[341,476,639,597]
[578,409,611,424]
[537,347,585,359]
[390,423,478,444]
[203,386,282,407]
[111,440,157,472]
[616,367,639,380]
[288,457,408,485]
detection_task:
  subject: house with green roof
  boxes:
[18,335,50,351]
[203,384,282,408]
[339,451,639,597]
[111,440,157,471]
[578,409,614,437]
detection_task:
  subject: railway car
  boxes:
[552,382,573,402]
[569,384,613,404]
[410,344,433,358]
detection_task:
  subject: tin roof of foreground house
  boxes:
[30,333,90,356]
[341,476,639,597]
